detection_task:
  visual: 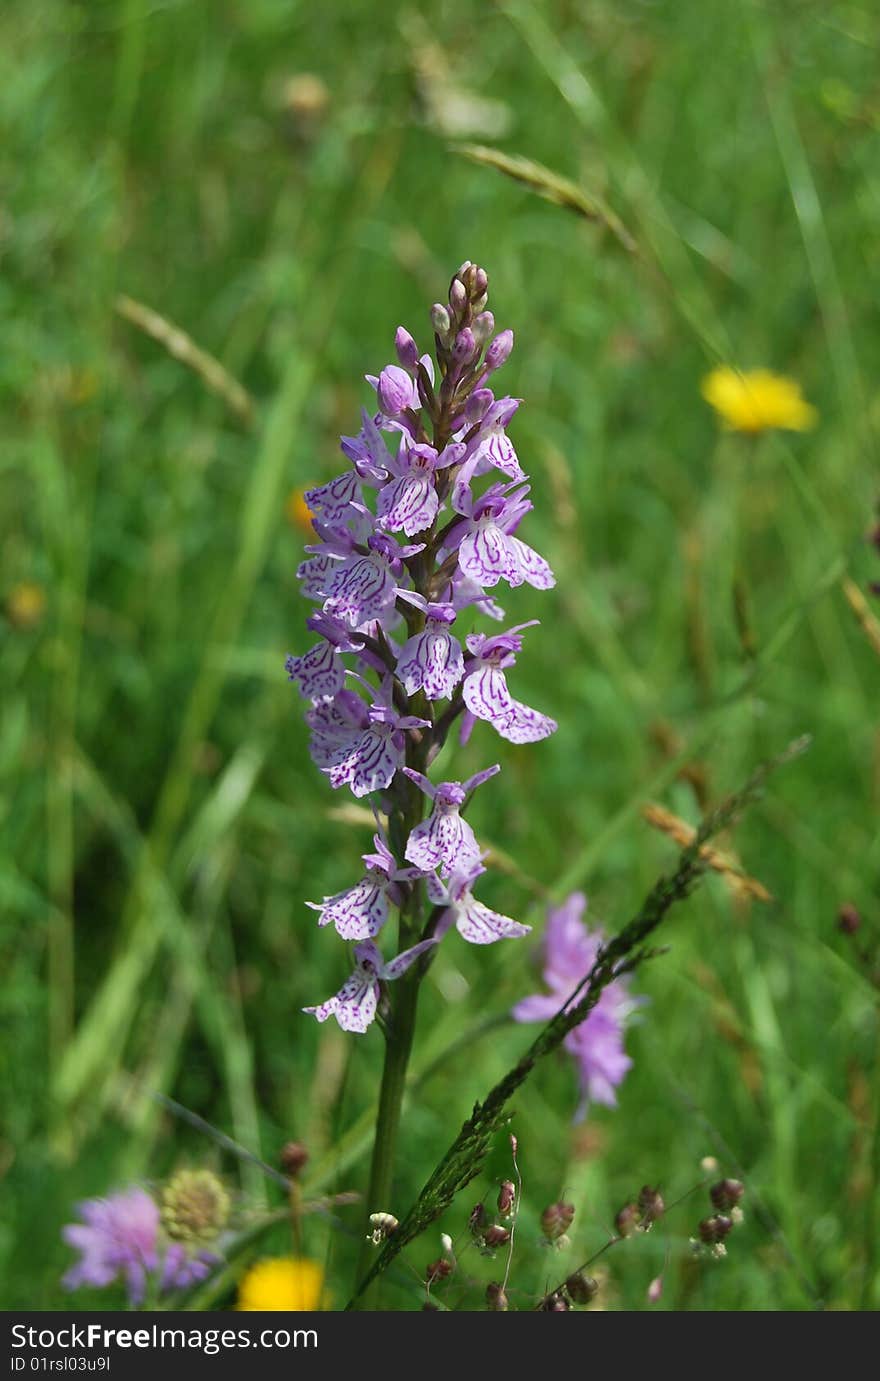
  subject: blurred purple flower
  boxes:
[512,893,639,1119]
[61,1188,214,1305]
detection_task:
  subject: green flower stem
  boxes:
[353,730,429,1306]
[352,964,422,1305]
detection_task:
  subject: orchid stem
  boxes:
[353,963,421,1306]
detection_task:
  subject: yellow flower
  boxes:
[6,582,46,629]
[237,1257,326,1311]
[285,488,316,534]
[701,367,817,434]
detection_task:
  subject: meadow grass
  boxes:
[2,0,878,1309]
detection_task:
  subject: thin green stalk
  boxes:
[353,969,422,1304]
[353,765,428,1304]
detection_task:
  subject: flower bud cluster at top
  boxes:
[286,262,557,1033]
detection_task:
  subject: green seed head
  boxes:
[161,1169,230,1245]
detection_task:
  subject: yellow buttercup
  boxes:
[237,1257,326,1311]
[701,366,817,434]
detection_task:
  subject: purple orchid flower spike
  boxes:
[462,622,557,744]
[395,601,464,700]
[289,266,558,1108]
[426,859,530,945]
[304,937,437,1033]
[403,765,499,875]
[307,833,421,941]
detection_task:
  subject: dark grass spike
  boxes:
[347,735,810,1306]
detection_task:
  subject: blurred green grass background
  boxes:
[2,0,879,1309]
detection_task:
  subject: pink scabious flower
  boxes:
[61,1188,214,1305]
[512,893,639,1119]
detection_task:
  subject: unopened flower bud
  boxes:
[431,303,452,342]
[377,365,413,416]
[467,266,489,300]
[647,1275,664,1303]
[471,311,495,348]
[497,1180,516,1217]
[615,1202,640,1237]
[838,903,861,935]
[440,1233,453,1255]
[426,1258,452,1284]
[638,1185,665,1226]
[395,326,419,372]
[452,327,476,362]
[486,1281,509,1310]
[464,388,494,426]
[280,1142,309,1178]
[484,328,514,372]
[482,1224,511,1250]
[698,1214,733,1245]
[449,279,467,316]
[540,1201,575,1242]
[566,1271,599,1304]
[709,1179,744,1212]
[542,1291,570,1311]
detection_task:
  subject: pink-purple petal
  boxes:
[456,899,530,945]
